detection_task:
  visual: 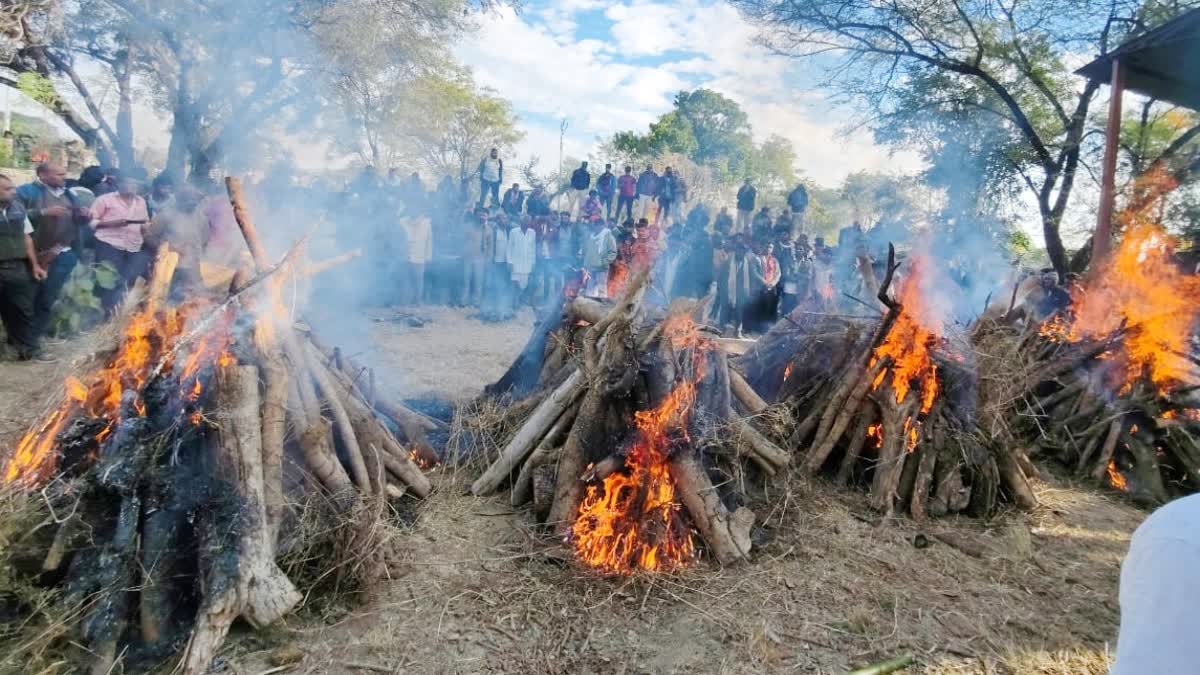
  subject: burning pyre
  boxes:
[473,271,772,571]
[739,245,1035,519]
[0,181,435,674]
[1016,174,1200,502]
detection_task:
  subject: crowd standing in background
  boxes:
[0,161,246,364]
[0,146,1069,363]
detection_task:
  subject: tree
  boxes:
[610,89,800,191]
[731,0,1200,278]
[393,73,524,183]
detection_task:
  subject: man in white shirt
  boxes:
[401,214,433,306]
[506,216,538,301]
[478,148,503,209]
[1111,493,1200,674]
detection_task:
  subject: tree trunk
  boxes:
[115,43,135,169]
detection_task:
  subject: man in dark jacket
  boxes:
[526,185,551,217]
[569,161,591,219]
[657,167,680,227]
[787,183,809,227]
[17,162,86,343]
[736,178,756,232]
[0,174,51,362]
[595,163,616,220]
[635,164,659,221]
[501,183,524,218]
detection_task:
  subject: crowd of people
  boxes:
[342,148,862,339]
[0,147,990,365]
[0,162,242,364]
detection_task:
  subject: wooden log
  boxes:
[511,404,579,506]
[180,365,300,675]
[304,351,373,494]
[807,358,889,474]
[302,248,363,277]
[670,452,753,565]
[1090,418,1125,480]
[730,417,789,475]
[546,386,606,537]
[729,368,769,415]
[257,340,288,545]
[909,433,939,521]
[996,446,1039,511]
[225,176,269,267]
[837,406,878,487]
[472,369,586,496]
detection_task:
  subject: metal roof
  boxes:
[1076,8,1200,110]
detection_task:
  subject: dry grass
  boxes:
[226,463,1141,675]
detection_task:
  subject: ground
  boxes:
[0,308,1145,675]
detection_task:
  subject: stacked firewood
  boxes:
[0,179,433,674]
[993,320,1200,504]
[738,247,1036,519]
[471,270,789,570]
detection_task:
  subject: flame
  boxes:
[1045,167,1200,394]
[783,361,795,382]
[869,256,941,414]
[867,423,884,448]
[572,315,704,574]
[3,298,233,487]
[1106,460,1129,492]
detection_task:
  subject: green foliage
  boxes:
[609,88,798,192]
[15,72,59,108]
[48,262,119,337]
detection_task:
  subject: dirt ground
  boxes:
[0,308,1146,675]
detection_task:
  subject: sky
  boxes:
[455,0,923,189]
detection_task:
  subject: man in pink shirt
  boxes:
[89,173,151,313]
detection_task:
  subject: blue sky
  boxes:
[455,0,923,188]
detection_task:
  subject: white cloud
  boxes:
[457,1,923,188]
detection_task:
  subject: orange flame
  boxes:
[572,315,704,574]
[1107,460,1129,492]
[867,423,884,448]
[1046,167,1200,394]
[3,299,232,487]
[870,255,941,414]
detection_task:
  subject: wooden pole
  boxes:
[1091,58,1124,276]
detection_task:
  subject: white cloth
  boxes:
[506,226,537,276]
[491,226,508,264]
[481,158,501,183]
[1111,494,1200,675]
[402,217,433,264]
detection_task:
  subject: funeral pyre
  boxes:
[738,245,1037,519]
[0,179,435,674]
[469,269,789,573]
[996,168,1200,504]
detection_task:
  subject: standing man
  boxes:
[0,174,50,362]
[736,178,756,233]
[787,182,809,229]
[582,216,617,299]
[477,148,503,209]
[526,185,551,217]
[89,173,150,314]
[595,163,617,220]
[507,216,538,303]
[17,162,85,342]
[635,164,659,221]
[460,210,487,308]
[616,166,637,222]
[657,167,680,228]
[401,214,433,306]
[568,161,592,219]
[501,183,524,218]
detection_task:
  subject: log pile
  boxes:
[981,198,1200,505]
[996,168,1200,504]
[471,270,789,572]
[0,179,432,674]
[738,247,1036,519]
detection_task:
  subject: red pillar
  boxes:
[1092,58,1125,273]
